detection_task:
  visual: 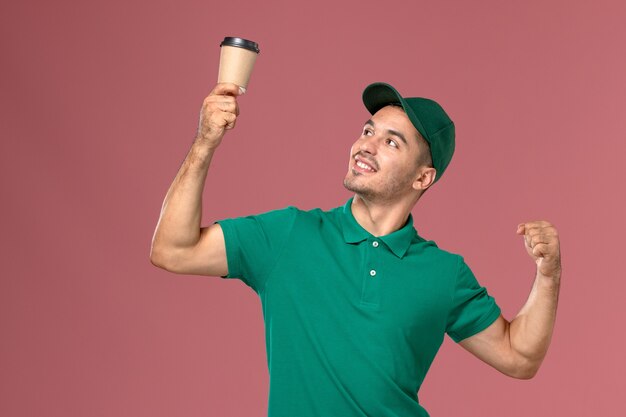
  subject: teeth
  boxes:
[356,161,374,171]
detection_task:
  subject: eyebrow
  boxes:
[364,119,408,145]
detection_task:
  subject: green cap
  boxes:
[362,82,455,183]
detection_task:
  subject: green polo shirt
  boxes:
[216,197,501,417]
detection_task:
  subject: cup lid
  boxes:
[220,37,260,53]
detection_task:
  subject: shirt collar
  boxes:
[340,197,417,258]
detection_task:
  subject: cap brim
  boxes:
[362,82,405,114]
[362,82,430,145]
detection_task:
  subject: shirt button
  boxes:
[372,241,379,247]
[370,269,377,277]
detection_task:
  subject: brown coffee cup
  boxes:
[217,37,260,93]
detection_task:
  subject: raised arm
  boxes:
[149,82,242,277]
[458,221,561,379]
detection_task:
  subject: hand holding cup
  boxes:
[195,82,242,149]
[194,37,260,149]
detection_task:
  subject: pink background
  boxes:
[2,0,625,416]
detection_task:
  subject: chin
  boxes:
[343,177,375,197]
[343,177,359,193]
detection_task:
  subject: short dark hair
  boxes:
[386,103,435,198]
[388,103,433,169]
[417,135,433,169]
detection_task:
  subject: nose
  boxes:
[358,134,378,155]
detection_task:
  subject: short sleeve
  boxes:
[215,206,298,293]
[446,256,501,343]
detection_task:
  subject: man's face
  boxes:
[343,105,430,202]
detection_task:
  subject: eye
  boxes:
[363,127,373,136]
[386,138,398,148]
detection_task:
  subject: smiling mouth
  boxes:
[356,160,376,172]
[353,156,377,173]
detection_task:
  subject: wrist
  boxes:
[182,139,216,171]
[537,270,561,286]
[192,136,220,154]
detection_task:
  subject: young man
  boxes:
[150,82,561,417]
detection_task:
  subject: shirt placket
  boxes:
[360,237,382,307]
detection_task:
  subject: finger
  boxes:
[201,93,236,111]
[526,227,557,238]
[210,82,243,97]
[517,221,556,236]
[214,98,239,114]
[228,97,240,116]
[522,220,553,231]
[200,95,239,118]
[532,243,550,258]
[208,109,237,129]
[524,233,532,249]
[529,234,554,247]
[222,111,237,130]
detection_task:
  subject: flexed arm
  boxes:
[149,83,243,277]
[457,221,561,379]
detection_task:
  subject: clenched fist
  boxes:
[516,221,561,279]
[195,82,243,149]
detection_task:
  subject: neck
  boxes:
[350,194,418,236]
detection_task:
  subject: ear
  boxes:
[412,167,437,192]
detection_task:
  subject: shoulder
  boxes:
[408,233,463,263]
[404,235,470,286]
[220,204,300,223]
[285,203,345,224]
[219,204,345,235]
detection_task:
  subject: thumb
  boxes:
[211,82,244,97]
[516,223,525,235]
